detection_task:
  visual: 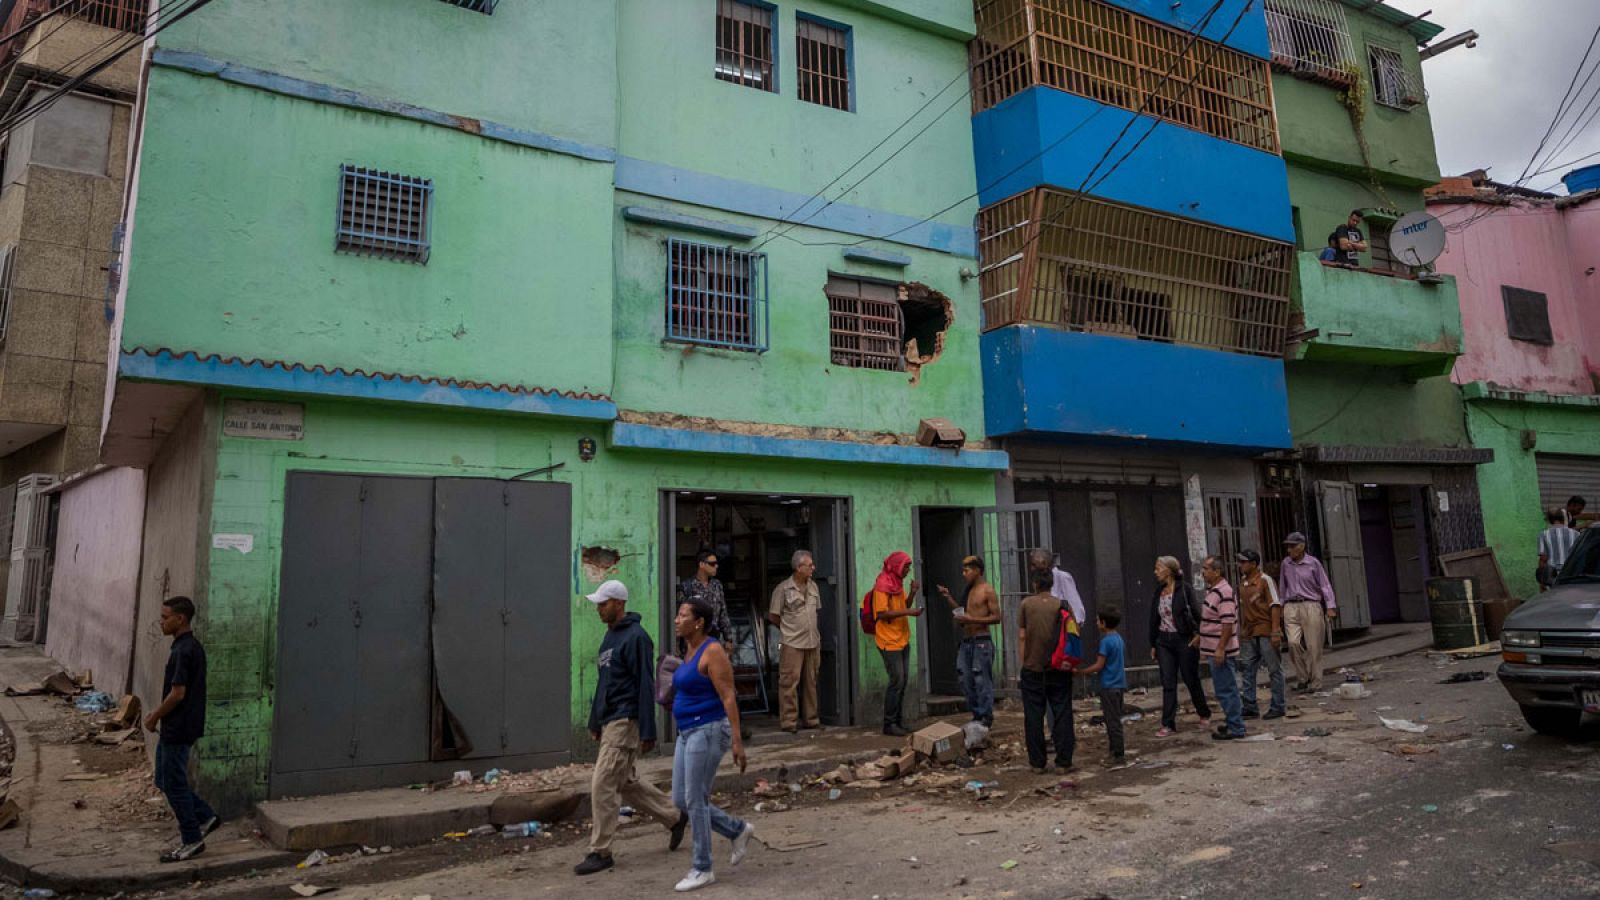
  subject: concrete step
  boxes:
[925,694,968,717]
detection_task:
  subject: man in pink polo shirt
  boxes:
[1278,532,1338,693]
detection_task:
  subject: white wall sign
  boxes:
[223,400,304,440]
[212,533,254,554]
[1437,491,1450,513]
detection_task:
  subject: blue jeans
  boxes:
[1238,636,1286,715]
[956,637,995,726]
[671,719,747,873]
[155,742,216,844]
[1210,656,1246,737]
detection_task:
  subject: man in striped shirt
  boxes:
[1538,508,1580,591]
[1199,556,1245,741]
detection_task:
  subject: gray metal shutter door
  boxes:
[503,480,572,759]
[274,474,433,774]
[1315,480,1371,629]
[1536,454,1600,514]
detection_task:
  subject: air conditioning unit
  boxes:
[1,474,58,643]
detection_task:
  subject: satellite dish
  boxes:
[1389,211,1447,267]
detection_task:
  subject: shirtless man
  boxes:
[938,555,1000,728]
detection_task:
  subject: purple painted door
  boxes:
[1358,495,1402,624]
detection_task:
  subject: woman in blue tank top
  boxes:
[669,598,754,892]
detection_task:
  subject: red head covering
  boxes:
[873,551,913,595]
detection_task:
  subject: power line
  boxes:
[0,0,79,51]
[1514,23,1600,188]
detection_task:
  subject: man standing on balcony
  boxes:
[1279,533,1338,693]
[1327,210,1367,267]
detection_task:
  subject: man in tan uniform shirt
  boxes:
[769,550,822,732]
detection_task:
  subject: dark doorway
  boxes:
[1356,484,1435,625]
[663,492,853,729]
[1359,488,1402,624]
[915,507,974,697]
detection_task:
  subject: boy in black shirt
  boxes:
[144,596,219,862]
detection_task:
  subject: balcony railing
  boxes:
[1,0,148,53]
[1264,0,1357,85]
[979,188,1293,357]
[971,0,1279,154]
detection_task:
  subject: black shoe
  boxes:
[669,814,688,852]
[201,815,221,837]
[575,852,614,876]
[1263,709,1286,720]
[801,722,822,730]
[782,726,798,734]
[1211,730,1242,741]
[883,724,910,737]
[159,840,206,863]
[1241,710,1260,720]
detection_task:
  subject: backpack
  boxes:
[1049,607,1082,672]
[859,590,877,635]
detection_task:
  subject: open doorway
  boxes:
[914,507,974,699]
[661,491,854,731]
[1356,484,1435,624]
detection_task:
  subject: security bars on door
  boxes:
[827,276,904,370]
[1368,45,1424,109]
[797,16,850,110]
[716,0,775,92]
[1264,0,1356,85]
[977,188,1293,357]
[336,166,433,265]
[665,239,768,352]
[970,0,1279,154]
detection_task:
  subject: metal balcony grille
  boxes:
[716,0,775,92]
[971,0,1279,154]
[797,17,851,111]
[1369,45,1424,109]
[439,0,497,12]
[0,245,16,345]
[978,188,1293,357]
[1264,0,1356,85]
[665,239,768,352]
[336,166,433,264]
[827,276,904,370]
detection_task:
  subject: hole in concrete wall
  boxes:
[899,282,952,385]
[581,546,621,584]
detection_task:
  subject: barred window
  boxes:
[716,0,775,92]
[1264,0,1356,85]
[666,239,768,352]
[797,16,851,111]
[828,276,903,370]
[1369,46,1424,109]
[439,0,497,12]
[336,166,433,264]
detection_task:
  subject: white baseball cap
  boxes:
[586,579,629,604]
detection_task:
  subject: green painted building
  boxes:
[101,0,1002,809]
[1262,0,1491,628]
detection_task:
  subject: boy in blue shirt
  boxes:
[1077,608,1127,766]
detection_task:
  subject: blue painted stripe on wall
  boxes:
[614,157,979,258]
[981,326,1291,450]
[1101,0,1270,59]
[151,49,618,164]
[842,247,912,267]
[611,423,1011,470]
[118,350,619,422]
[971,88,1294,243]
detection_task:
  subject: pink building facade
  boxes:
[1428,177,1600,596]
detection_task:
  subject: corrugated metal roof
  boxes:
[1334,0,1445,45]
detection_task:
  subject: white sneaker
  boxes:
[731,822,755,866]
[675,869,716,892]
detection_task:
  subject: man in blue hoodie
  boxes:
[576,580,688,876]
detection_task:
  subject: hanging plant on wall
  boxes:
[1337,61,1397,210]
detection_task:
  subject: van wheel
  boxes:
[1520,704,1580,736]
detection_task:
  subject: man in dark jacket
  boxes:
[576,580,687,876]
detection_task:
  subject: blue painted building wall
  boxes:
[971,87,1294,243]
[1100,0,1269,57]
[981,327,1292,451]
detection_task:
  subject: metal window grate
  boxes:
[1264,0,1356,84]
[1368,45,1424,109]
[827,276,904,370]
[797,17,850,111]
[1502,286,1553,345]
[665,239,768,352]
[971,0,1279,154]
[716,0,775,92]
[439,0,497,12]
[978,188,1293,357]
[1206,493,1249,586]
[52,0,148,33]
[336,165,433,265]
[0,244,16,346]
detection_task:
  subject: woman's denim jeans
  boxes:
[672,718,747,872]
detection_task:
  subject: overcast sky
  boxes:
[1381,1,1600,194]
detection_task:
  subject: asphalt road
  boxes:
[155,649,1600,900]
